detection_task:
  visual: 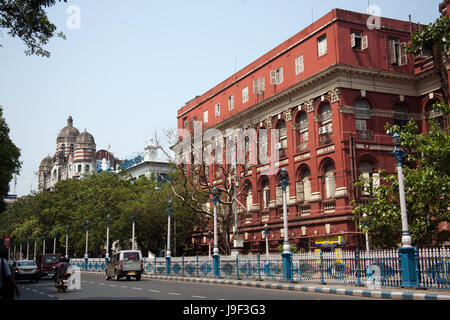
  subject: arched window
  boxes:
[318,102,332,145]
[394,103,409,128]
[359,160,380,196]
[426,100,444,129]
[296,169,311,202]
[276,120,287,158]
[78,164,82,173]
[260,177,270,209]
[246,183,253,211]
[85,164,90,173]
[324,163,336,199]
[296,111,308,152]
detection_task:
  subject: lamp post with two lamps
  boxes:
[211,187,221,278]
[278,168,293,281]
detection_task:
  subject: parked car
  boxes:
[12,260,39,283]
[105,250,143,281]
[36,254,61,278]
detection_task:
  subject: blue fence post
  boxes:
[257,253,261,281]
[356,248,361,286]
[166,256,171,276]
[282,252,293,282]
[182,256,185,277]
[236,254,240,280]
[213,254,220,278]
[414,247,421,288]
[320,250,325,284]
[398,246,418,287]
[196,256,199,278]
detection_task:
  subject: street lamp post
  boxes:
[264,224,269,258]
[85,220,90,269]
[131,215,136,250]
[42,232,46,255]
[165,200,173,275]
[33,236,37,260]
[19,239,22,260]
[211,187,220,278]
[208,231,213,257]
[65,226,69,259]
[278,168,292,281]
[53,231,57,254]
[391,132,416,287]
[26,238,30,260]
[106,216,111,263]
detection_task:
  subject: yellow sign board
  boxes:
[315,249,321,263]
[314,236,347,246]
[335,248,343,263]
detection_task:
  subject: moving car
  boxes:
[105,250,143,281]
[12,260,39,283]
[36,254,61,278]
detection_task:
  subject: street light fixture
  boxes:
[42,232,46,255]
[165,200,173,275]
[85,220,90,260]
[211,187,220,278]
[264,224,269,258]
[278,168,292,281]
[53,230,57,254]
[131,215,136,250]
[65,225,69,259]
[391,132,417,287]
[106,215,111,262]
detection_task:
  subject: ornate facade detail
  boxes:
[264,117,273,129]
[283,109,292,121]
[339,105,355,114]
[328,87,341,103]
[305,99,315,113]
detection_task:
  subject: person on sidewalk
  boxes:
[0,246,20,300]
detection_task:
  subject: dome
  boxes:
[39,155,53,169]
[57,116,80,143]
[75,129,96,147]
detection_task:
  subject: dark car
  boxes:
[36,254,61,278]
[12,260,39,283]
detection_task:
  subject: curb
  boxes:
[80,271,450,300]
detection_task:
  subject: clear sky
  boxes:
[0,0,442,197]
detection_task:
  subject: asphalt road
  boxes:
[15,273,378,301]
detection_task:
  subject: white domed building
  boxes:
[38,116,116,191]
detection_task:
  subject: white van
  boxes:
[105,250,143,281]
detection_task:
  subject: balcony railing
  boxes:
[323,200,336,213]
[356,130,374,141]
[299,204,311,216]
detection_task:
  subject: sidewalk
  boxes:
[82,270,450,300]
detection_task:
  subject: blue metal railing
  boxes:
[71,247,450,290]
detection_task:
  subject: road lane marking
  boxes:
[32,290,37,292]
[169,292,181,296]
[89,281,96,284]
[109,284,117,287]
[132,287,142,290]
[120,285,128,288]
[48,295,54,298]
[192,295,206,299]
[99,283,105,285]
[149,289,160,293]
[40,292,45,295]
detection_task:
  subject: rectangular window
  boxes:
[270,67,284,85]
[318,35,327,57]
[295,55,304,75]
[355,119,367,131]
[350,30,365,50]
[253,77,265,94]
[389,38,407,66]
[203,109,208,123]
[242,87,249,103]
[228,95,234,110]
[183,117,187,129]
[215,103,220,117]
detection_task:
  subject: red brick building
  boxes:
[176,8,447,253]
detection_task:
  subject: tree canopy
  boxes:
[0,171,200,258]
[0,106,21,213]
[0,0,67,57]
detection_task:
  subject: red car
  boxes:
[36,254,61,278]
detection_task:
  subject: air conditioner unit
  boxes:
[319,126,328,134]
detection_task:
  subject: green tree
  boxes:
[0,0,67,57]
[0,106,21,213]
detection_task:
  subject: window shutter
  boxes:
[400,43,408,66]
[303,178,311,201]
[278,67,284,84]
[276,186,283,205]
[253,79,259,94]
[361,35,368,50]
[296,181,304,201]
[325,173,336,199]
[246,192,252,211]
[372,172,380,189]
[299,55,304,73]
[351,33,356,48]
[259,77,265,92]
[270,70,276,85]
[389,40,397,64]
